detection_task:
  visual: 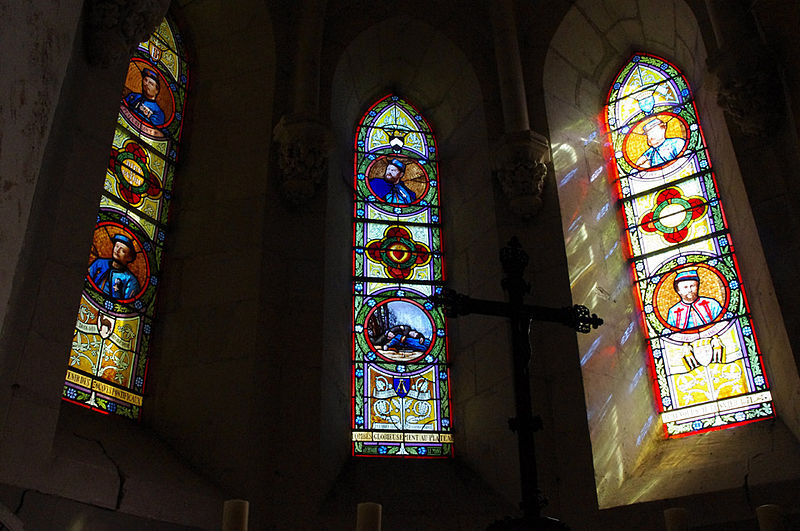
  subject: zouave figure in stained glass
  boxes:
[88,233,143,300]
[124,68,166,127]
[635,116,686,168]
[665,269,723,331]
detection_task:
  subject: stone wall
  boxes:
[0,1,798,529]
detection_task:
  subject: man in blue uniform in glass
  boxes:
[124,68,165,127]
[88,234,141,300]
[375,325,430,352]
[666,269,723,330]
[370,159,417,204]
[636,117,685,168]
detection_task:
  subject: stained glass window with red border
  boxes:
[605,53,773,436]
[63,16,189,418]
[351,95,453,456]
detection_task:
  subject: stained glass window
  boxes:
[351,95,453,457]
[63,17,189,418]
[605,53,773,436]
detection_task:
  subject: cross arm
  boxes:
[432,288,603,334]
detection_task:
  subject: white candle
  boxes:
[222,499,249,531]
[664,507,689,531]
[356,502,382,531]
[757,504,786,531]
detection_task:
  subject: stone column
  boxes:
[273,0,332,206]
[490,0,550,218]
[491,0,530,134]
[292,0,326,116]
[705,0,784,136]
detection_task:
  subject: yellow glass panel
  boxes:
[69,295,141,388]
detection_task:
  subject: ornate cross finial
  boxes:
[566,305,604,334]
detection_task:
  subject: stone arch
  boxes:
[321,14,521,518]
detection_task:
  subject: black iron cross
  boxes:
[433,237,602,530]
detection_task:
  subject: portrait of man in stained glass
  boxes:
[369,158,415,203]
[88,233,142,301]
[635,116,686,168]
[666,269,723,330]
[123,68,166,127]
[120,60,176,136]
[367,157,428,205]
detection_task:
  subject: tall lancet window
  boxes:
[63,17,189,418]
[351,95,453,457]
[605,53,773,437]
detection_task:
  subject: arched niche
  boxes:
[545,0,800,510]
[322,14,521,521]
[40,1,274,524]
[0,1,284,525]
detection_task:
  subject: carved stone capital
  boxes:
[273,113,332,205]
[84,0,171,68]
[708,39,784,136]
[492,130,550,219]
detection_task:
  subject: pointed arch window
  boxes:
[63,17,189,418]
[351,95,453,456]
[605,53,773,436]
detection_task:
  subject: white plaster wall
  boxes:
[545,0,800,511]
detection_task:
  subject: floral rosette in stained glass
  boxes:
[605,54,773,436]
[352,95,452,457]
[64,17,189,419]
